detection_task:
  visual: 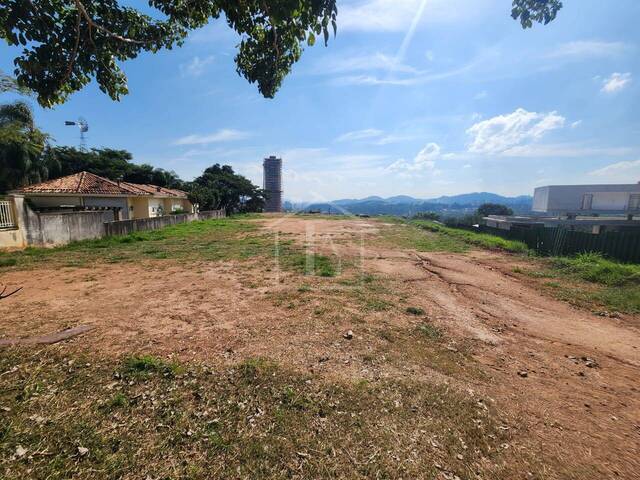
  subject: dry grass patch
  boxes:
[0,349,533,480]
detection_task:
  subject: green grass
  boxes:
[122,355,182,377]
[0,257,17,267]
[0,215,347,282]
[0,217,281,271]
[373,219,527,254]
[406,306,425,316]
[412,221,529,253]
[0,349,530,480]
[513,253,640,313]
[550,252,640,287]
[283,252,339,277]
[417,322,442,340]
[547,253,640,313]
[373,220,468,253]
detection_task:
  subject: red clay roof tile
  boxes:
[16,172,188,198]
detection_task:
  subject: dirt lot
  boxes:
[1,215,639,479]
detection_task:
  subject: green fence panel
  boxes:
[481,225,640,263]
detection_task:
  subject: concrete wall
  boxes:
[104,209,225,237]
[1,196,224,250]
[0,228,25,249]
[29,211,112,246]
[2,196,112,248]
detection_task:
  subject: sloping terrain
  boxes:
[1,215,638,479]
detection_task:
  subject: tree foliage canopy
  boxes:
[1,0,338,107]
[189,164,265,213]
[1,1,562,107]
[44,146,184,188]
[511,0,563,29]
[476,203,514,217]
[0,101,52,192]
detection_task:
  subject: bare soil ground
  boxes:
[1,215,639,479]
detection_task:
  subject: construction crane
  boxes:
[64,117,89,150]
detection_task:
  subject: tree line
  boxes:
[414,203,515,226]
[0,100,266,213]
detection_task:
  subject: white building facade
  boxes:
[533,184,640,215]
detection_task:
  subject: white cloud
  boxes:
[335,128,413,145]
[570,120,582,129]
[466,108,565,155]
[321,52,417,74]
[501,143,633,158]
[173,129,250,146]
[180,55,215,77]
[589,159,640,178]
[330,50,489,87]
[339,0,492,32]
[375,134,415,145]
[547,41,628,59]
[332,75,419,86]
[388,143,441,172]
[601,72,632,94]
[335,129,384,142]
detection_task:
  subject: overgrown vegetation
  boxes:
[0,349,522,480]
[412,221,529,253]
[373,219,468,253]
[550,253,640,287]
[514,253,640,313]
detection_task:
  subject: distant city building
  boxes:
[263,156,283,213]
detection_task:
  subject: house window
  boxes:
[629,194,640,211]
[581,194,593,210]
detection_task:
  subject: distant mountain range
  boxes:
[284,192,532,217]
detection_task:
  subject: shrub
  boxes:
[406,307,425,316]
[551,252,640,287]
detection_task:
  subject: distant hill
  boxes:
[427,192,532,206]
[295,193,532,216]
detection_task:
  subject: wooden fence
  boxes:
[480,225,640,263]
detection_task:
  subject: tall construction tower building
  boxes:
[263,155,283,212]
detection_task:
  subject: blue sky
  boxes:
[1,0,639,202]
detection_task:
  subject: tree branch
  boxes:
[74,0,164,45]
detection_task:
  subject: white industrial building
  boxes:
[484,183,640,234]
[532,183,640,215]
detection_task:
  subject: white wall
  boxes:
[532,187,550,212]
[592,192,632,211]
[535,184,640,213]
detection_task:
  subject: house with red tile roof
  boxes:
[13,171,193,220]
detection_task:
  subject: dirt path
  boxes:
[1,216,639,478]
[262,216,640,478]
